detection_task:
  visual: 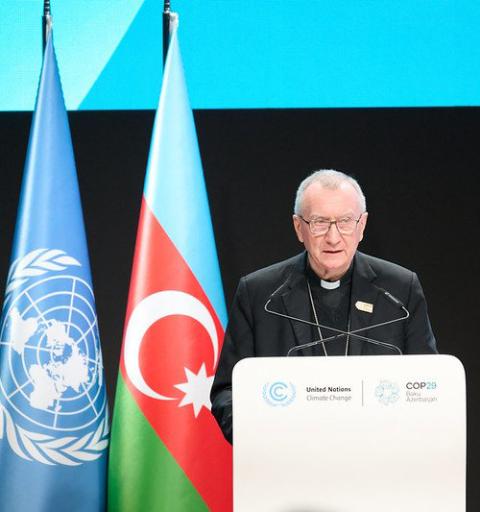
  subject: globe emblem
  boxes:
[375,380,400,405]
[262,381,296,407]
[0,274,106,433]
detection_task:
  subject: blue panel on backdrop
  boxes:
[1,0,480,110]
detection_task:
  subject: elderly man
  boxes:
[211,169,437,443]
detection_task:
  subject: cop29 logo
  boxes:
[375,380,400,405]
[262,381,296,407]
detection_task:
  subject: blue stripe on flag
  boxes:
[143,24,227,328]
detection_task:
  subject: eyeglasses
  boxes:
[298,214,363,236]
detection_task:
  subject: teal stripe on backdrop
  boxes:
[1,0,480,110]
[0,0,144,111]
[80,0,162,110]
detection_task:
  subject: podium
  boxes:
[232,355,466,511]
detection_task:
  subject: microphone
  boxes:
[264,284,409,356]
[374,285,409,312]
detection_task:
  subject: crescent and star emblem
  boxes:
[123,290,219,417]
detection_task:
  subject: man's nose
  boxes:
[324,222,341,243]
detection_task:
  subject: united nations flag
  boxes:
[0,32,108,511]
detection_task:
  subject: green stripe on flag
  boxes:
[107,375,209,511]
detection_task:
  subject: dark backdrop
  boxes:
[1,107,479,508]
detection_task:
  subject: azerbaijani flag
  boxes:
[107,16,232,512]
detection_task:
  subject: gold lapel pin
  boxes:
[355,301,374,313]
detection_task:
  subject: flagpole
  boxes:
[42,0,52,52]
[162,0,171,67]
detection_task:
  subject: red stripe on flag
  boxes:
[120,198,232,511]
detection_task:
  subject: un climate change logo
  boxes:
[263,381,296,406]
[0,249,108,466]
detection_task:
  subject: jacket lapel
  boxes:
[278,254,316,355]
[349,252,381,355]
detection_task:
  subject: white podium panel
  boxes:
[232,355,465,512]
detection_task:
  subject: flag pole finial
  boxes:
[163,0,172,67]
[42,0,53,52]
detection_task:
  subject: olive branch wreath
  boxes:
[5,248,81,297]
[0,403,109,466]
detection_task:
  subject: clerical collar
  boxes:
[306,260,354,290]
[321,279,340,290]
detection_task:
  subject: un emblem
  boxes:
[263,381,296,407]
[0,248,108,465]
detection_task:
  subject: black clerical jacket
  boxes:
[210,251,437,443]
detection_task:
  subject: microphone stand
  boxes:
[264,292,409,356]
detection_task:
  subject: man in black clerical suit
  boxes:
[211,169,437,443]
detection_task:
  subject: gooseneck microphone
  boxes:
[263,282,409,356]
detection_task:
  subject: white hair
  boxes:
[293,169,366,215]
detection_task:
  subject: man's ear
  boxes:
[293,215,304,243]
[358,212,368,241]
